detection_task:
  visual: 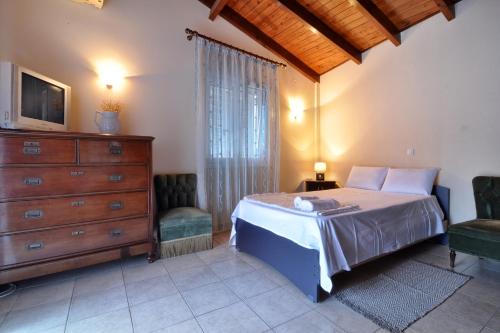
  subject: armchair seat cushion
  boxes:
[449,219,500,261]
[159,207,212,242]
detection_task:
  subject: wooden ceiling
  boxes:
[199,0,459,82]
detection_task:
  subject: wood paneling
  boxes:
[432,0,455,21]
[211,0,459,78]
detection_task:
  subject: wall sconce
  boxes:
[314,161,326,181]
[289,97,304,122]
[96,60,125,90]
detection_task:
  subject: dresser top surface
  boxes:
[0,129,154,141]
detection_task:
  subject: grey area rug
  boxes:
[334,259,471,333]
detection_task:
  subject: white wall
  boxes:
[320,0,500,224]
[0,0,316,193]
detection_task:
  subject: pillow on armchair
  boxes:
[154,174,212,258]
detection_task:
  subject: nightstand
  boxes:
[304,180,337,192]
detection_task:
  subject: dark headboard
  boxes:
[432,185,450,221]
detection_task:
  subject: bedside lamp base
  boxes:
[315,173,325,181]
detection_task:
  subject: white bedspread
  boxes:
[229,188,445,293]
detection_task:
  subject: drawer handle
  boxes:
[110,229,122,237]
[24,177,42,186]
[71,200,85,207]
[71,230,85,236]
[70,171,85,177]
[23,147,41,155]
[26,242,44,250]
[24,209,44,219]
[109,201,124,210]
[109,142,123,155]
[109,174,123,182]
[24,141,40,147]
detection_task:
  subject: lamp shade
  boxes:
[314,162,327,173]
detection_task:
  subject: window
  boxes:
[208,84,268,160]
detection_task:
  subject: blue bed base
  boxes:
[235,185,450,303]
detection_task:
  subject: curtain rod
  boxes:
[185,28,287,68]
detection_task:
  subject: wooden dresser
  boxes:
[0,129,155,284]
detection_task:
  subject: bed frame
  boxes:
[235,185,450,302]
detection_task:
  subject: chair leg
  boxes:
[450,249,456,268]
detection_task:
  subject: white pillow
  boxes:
[381,168,439,195]
[345,166,389,191]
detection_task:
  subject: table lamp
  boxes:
[314,162,326,181]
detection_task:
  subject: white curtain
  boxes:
[195,37,280,232]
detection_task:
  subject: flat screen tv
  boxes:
[0,61,71,131]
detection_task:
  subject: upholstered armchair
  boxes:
[154,174,212,258]
[449,176,500,267]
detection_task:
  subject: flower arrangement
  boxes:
[100,100,122,113]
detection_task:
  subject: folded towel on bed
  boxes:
[298,198,341,212]
[293,196,319,209]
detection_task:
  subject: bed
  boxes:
[229,185,450,302]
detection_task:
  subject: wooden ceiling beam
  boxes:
[350,0,401,46]
[433,0,455,21]
[277,0,362,65]
[209,0,229,21]
[199,0,320,82]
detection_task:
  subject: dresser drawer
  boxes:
[0,217,149,266]
[0,191,148,233]
[0,137,76,164]
[79,139,149,164]
[0,166,148,200]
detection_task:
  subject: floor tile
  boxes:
[66,307,133,333]
[224,270,278,299]
[153,319,203,333]
[125,274,178,306]
[73,266,124,296]
[0,293,17,315]
[162,253,206,273]
[197,301,269,333]
[182,281,239,316]
[408,308,483,333]
[197,246,238,264]
[237,252,268,269]
[486,310,500,332]
[169,265,220,291]
[273,310,346,333]
[120,255,150,268]
[35,325,66,333]
[68,285,128,322]
[258,266,290,286]
[438,292,497,326]
[0,299,70,333]
[12,279,74,311]
[459,277,500,307]
[481,328,498,333]
[123,261,167,284]
[246,286,313,328]
[15,269,80,290]
[414,252,477,273]
[210,258,255,280]
[129,293,193,333]
[316,298,379,333]
[464,263,500,285]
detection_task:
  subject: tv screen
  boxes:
[21,73,65,125]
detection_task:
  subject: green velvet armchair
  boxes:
[449,176,500,267]
[154,174,212,258]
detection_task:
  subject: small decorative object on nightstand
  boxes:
[314,161,327,181]
[305,180,337,192]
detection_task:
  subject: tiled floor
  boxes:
[1,232,499,333]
